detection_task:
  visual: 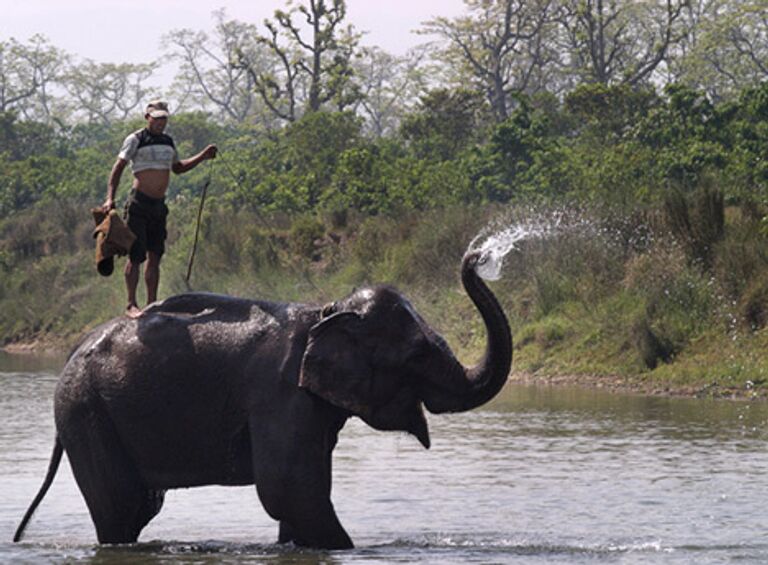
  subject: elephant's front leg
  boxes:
[273,491,352,550]
[249,409,352,550]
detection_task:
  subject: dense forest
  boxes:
[1,0,767,395]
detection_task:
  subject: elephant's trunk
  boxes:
[422,251,512,413]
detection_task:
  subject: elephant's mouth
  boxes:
[409,404,430,449]
[362,392,431,449]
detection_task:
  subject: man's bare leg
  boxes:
[145,251,161,306]
[125,259,143,318]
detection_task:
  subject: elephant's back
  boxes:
[68,294,279,361]
[58,298,277,408]
[143,292,259,317]
[52,297,294,487]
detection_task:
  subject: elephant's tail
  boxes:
[13,436,64,542]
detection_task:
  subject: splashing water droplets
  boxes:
[470,216,561,281]
[473,226,529,281]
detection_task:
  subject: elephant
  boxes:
[14,250,512,550]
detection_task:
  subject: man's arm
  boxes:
[103,158,128,212]
[172,144,217,175]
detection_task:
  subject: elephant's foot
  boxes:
[79,472,164,544]
[277,520,297,544]
[277,519,353,550]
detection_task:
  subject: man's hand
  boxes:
[202,144,218,160]
[173,145,218,174]
[104,159,127,212]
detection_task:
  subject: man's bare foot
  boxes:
[125,304,144,319]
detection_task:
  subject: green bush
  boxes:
[289,215,325,260]
[648,268,717,353]
[534,317,569,349]
[739,272,768,331]
[352,215,404,271]
[631,317,673,369]
[713,214,768,299]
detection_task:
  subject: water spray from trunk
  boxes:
[468,208,602,281]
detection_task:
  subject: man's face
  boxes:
[146,115,168,135]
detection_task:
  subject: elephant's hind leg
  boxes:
[59,402,164,543]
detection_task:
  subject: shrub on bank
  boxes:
[1,196,767,395]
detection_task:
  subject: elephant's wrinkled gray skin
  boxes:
[14,251,512,550]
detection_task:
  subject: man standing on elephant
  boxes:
[102,100,217,318]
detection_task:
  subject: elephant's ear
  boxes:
[299,312,375,418]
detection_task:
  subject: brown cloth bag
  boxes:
[92,208,136,276]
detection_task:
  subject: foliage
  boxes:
[400,88,489,161]
[289,214,325,259]
[564,83,657,141]
[3,79,768,238]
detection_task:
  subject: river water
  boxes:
[1,352,767,564]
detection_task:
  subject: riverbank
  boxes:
[509,372,767,401]
[2,339,64,355]
[4,333,764,401]
[1,203,767,400]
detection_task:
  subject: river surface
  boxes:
[1,351,767,564]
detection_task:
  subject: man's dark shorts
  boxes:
[123,189,168,264]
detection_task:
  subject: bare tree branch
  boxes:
[421,0,554,122]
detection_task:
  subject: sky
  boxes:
[1,0,467,84]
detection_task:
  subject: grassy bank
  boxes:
[1,196,766,398]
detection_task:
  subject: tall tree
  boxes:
[422,0,555,123]
[0,35,67,122]
[672,0,768,100]
[62,61,156,125]
[555,0,689,86]
[352,46,429,137]
[164,10,265,123]
[236,0,361,122]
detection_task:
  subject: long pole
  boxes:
[184,161,214,287]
